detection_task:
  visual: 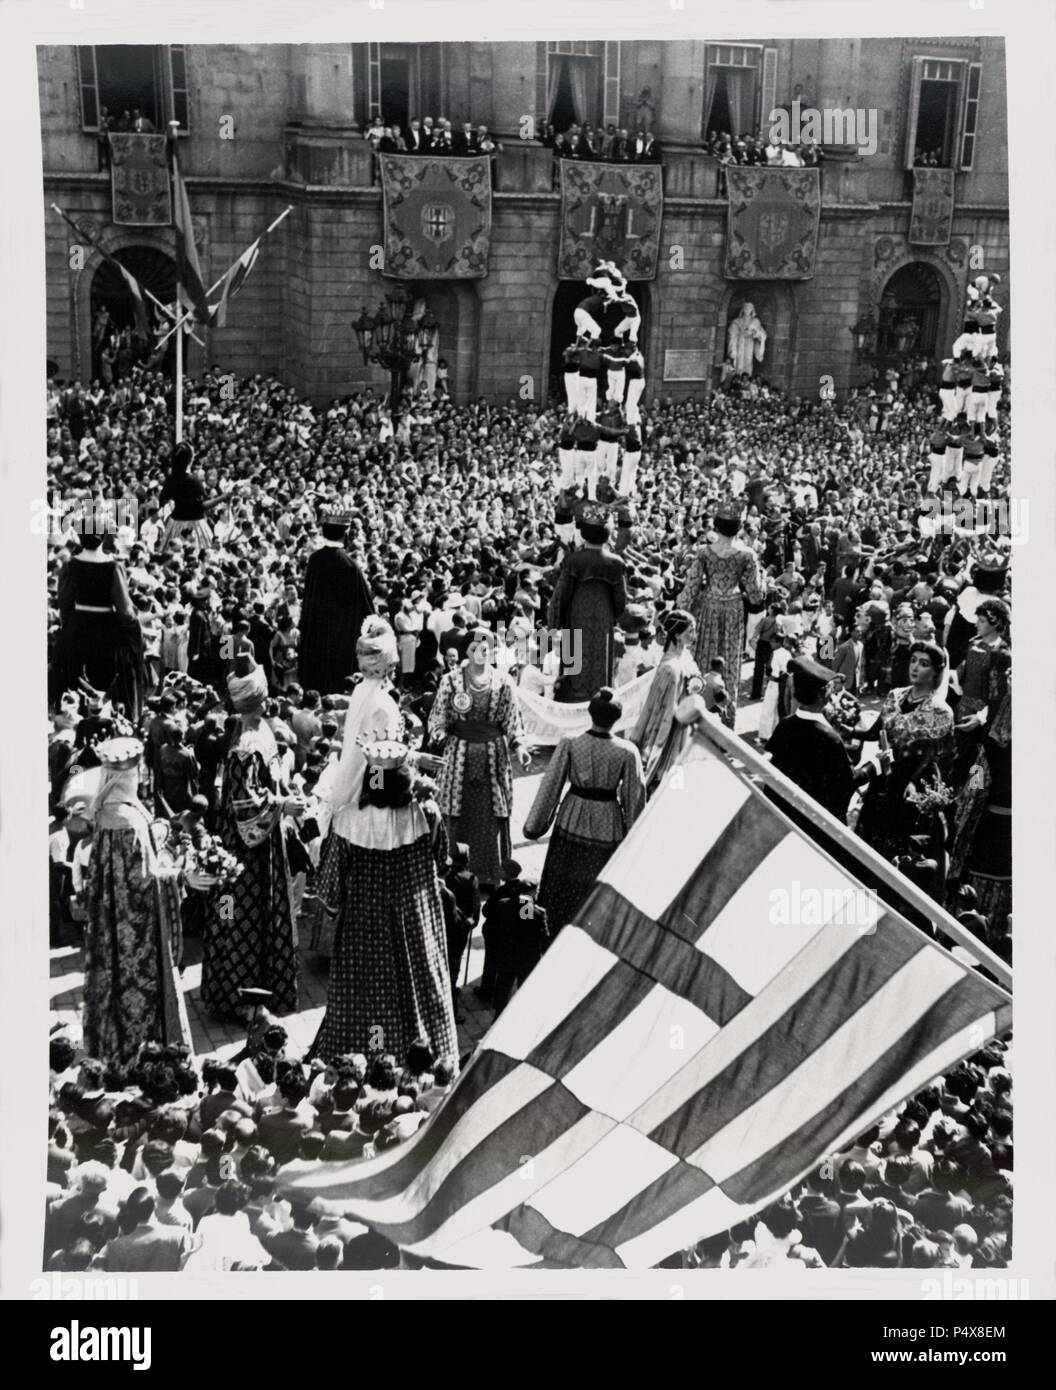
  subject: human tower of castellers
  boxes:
[929,274,1005,504]
[554,261,646,545]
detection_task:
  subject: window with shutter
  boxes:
[77,45,189,136]
[905,54,979,170]
[77,46,100,130]
[960,62,981,170]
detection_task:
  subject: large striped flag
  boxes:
[286,722,1011,1269]
[170,150,211,325]
[52,205,151,343]
[210,237,261,328]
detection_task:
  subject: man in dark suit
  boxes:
[766,656,888,823]
[485,871,551,1013]
[634,130,659,161]
[406,119,426,152]
[98,1189,192,1272]
[453,122,478,155]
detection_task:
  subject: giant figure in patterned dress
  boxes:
[310,742,457,1065]
[678,500,764,727]
[200,658,301,1020]
[428,628,532,882]
[82,737,190,1064]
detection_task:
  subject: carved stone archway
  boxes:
[869,238,963,370]
[69,216,210,383]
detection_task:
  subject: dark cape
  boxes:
[298,545,373,695]
[547,545,628,704]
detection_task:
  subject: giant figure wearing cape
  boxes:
[299,509,374,694]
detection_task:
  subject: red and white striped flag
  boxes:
[285,728,1010,1269]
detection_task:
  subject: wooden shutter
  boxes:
[169,44,190,134]
[603,41,621,129]
[761,47,778,131]
[959,61,981,170]
[77,46,99,131]
[903,56,926,169]
[368,43,381,119]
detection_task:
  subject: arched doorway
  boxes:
[875,262,943,369]
[547,280,651,406]
[89,245,177,381]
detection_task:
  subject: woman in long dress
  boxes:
[200,657,302,1020]
[311,617,406,957]
[82,737,190,1064]
[678,500,764,727]
[311,743,457,1066]
[631,609,702,794]
[855,641,956,887]
[428,628,532,882]
[51,530,145,721]
[524,687,646,931]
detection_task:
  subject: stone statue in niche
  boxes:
[726,302,767,376]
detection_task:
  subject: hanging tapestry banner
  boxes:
[380,155,492,279]
[110,134,172,227]
[557,161,663,281]
[909,168,955,246]
[724,166,822,279]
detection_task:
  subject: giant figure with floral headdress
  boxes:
[200,656,302,1020]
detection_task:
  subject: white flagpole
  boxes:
[154,204,295,346]
[175,312,184,443]
[676,697,1013,991]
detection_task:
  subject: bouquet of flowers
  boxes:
[824,687,863,738]
[180,830,245,892]
[905,774,955,818]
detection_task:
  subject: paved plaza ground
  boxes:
[50,667,769,1063]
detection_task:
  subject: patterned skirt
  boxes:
[311,834,457,1065]
[199,834,299,1020]
[446,778,511,885]
[159,518,214,553]
[83,838,190,1065]
[536,828,618,934]
[691,594,746,727]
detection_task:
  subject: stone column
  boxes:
[657,39,708,148]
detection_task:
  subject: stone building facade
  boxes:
[39,38,1009,404]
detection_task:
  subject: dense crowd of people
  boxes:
[44,262,1012,1267]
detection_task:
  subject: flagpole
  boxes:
[676,697,1013,991]
[175,313,183,443]
[152,204,295,346]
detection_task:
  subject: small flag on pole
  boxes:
[283,726,1010,1270]
[52,205,151,342]
[210,237,261,328]
[170,149,211,325]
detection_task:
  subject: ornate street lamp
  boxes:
[354,283,425,409]
[849,312,878,360]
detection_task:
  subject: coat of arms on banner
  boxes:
[380,155,492,279]
[558,162,663,281]
[110,134,172,226]
[909,168,955,246]
[724,167,822,279]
